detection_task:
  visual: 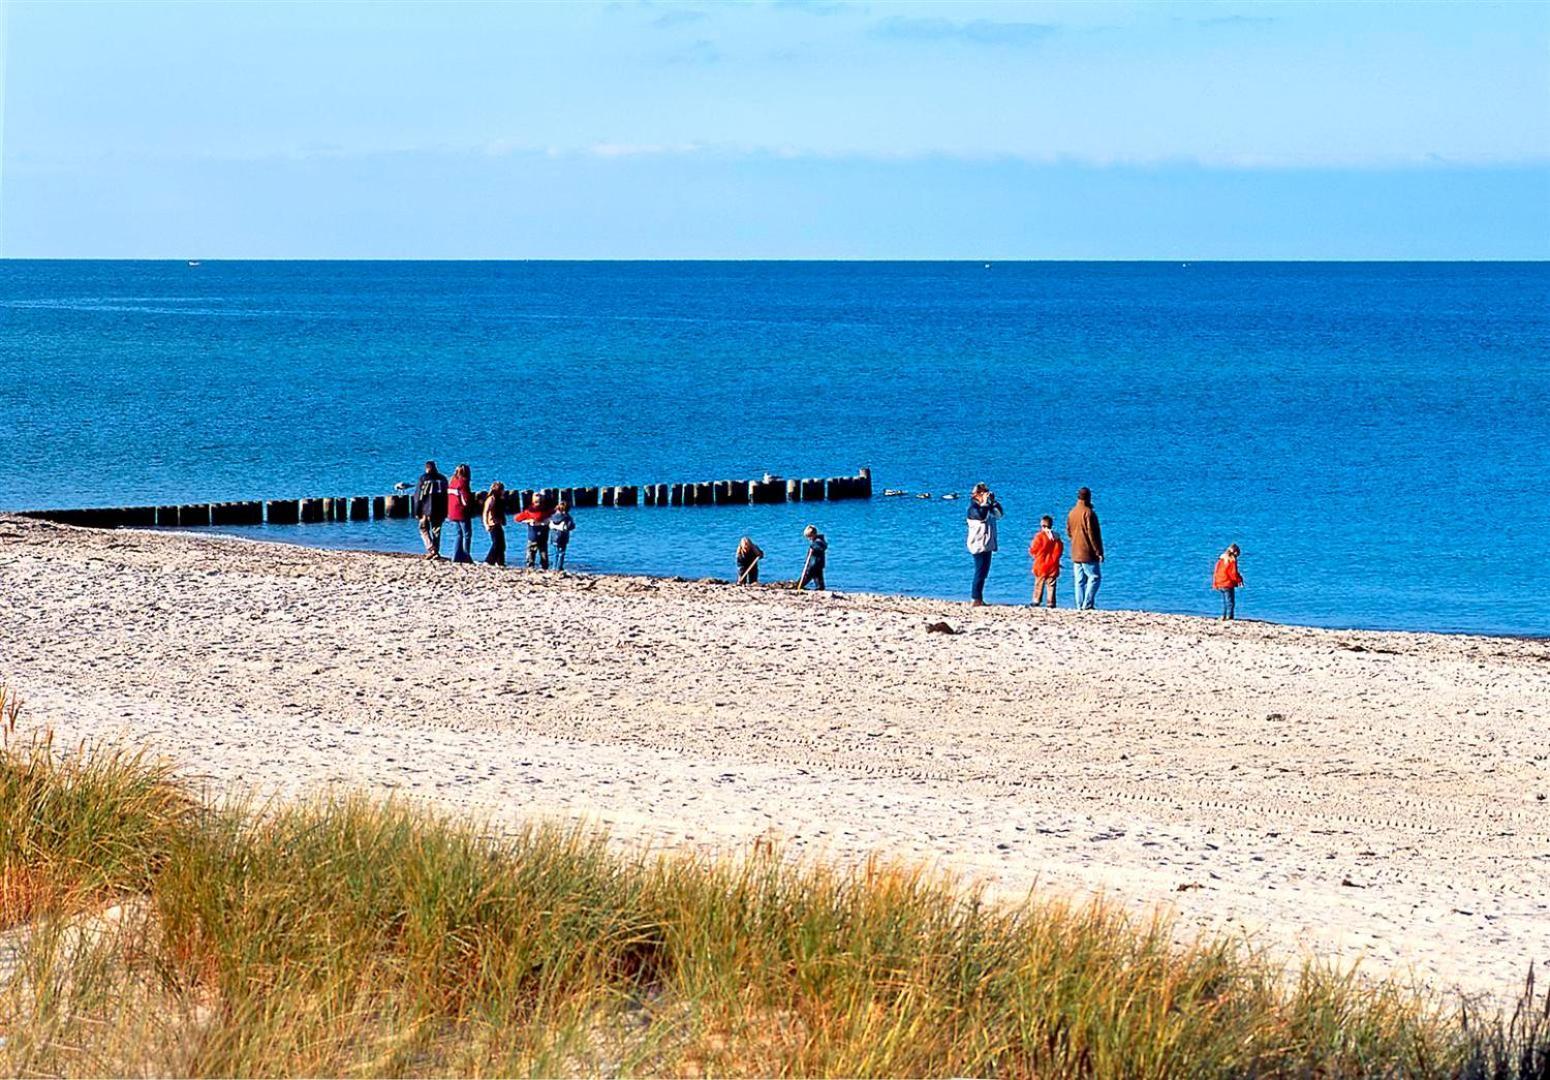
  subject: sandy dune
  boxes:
[1,516,1546,1001]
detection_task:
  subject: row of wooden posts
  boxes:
[21,468,873,530]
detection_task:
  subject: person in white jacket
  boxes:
[965,482,1003,607]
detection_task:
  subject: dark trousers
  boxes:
[484,525,505,567]
[526,539,549,569]
[798,563,825,591]
[737,561,759,584]
[971,550,993,602]
[1220,587,1236,620]
[452,519,473,563]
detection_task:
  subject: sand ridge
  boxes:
[1,516,1547,1000]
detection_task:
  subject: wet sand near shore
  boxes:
[2,516,1546,1001]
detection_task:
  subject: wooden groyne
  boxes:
[17,468,873,529]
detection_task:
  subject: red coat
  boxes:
[1213,555,1243,590]
[446,476,471,522]
[1029,532,1064,578]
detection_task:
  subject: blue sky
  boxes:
[2,0,1546,258]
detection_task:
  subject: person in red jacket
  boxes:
[1028,515,1064,608]
[447,464,474,564]
[513,495,553,570]
[1213,544,1244,620]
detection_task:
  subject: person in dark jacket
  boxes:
[513,495,552,570]
[965,482,1003,606]
[735,536,764,584]
[798,526,827,591]
[1066,487,1105,609]
[415,460,448,560]
[549,502,575,571]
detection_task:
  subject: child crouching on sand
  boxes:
[1213,544,1244,620]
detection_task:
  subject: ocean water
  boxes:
[2,260,1546,636]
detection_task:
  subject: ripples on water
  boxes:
[2,260,1546,635]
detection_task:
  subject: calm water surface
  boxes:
[3,261,1546,635]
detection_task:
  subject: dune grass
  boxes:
[1,725,1546,1077]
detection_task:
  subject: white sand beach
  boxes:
[1,516,1545,1001]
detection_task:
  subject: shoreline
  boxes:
[2,515,1547,1002]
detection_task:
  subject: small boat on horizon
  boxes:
[187,260,201,267]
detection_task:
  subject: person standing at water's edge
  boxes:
[549,502,575,571]
[1067,487,1104,609]
[482,482,507,567]
[798,526,827,591]
[1029,515,1063,608]
[415,460,448,561]
[1214,544,1244,620]
[736,536,764,584]
[966,483,1002,606]
[514,495,552,570]
[448,464,473,564]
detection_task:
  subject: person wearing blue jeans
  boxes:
[1073,560,1102,610]
[965,483,1003,606]
[1065,487,1105,610]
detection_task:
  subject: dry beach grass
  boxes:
[1,736,1547,1078]
[0,516,1547,1009]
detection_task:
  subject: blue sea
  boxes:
[2,261,1546,636]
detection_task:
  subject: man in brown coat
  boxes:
[1066,487,1104,609]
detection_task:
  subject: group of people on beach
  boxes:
[413,461,575,570]
[409,460,1244,618]
[962,483,1244,619]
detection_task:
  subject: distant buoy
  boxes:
[941,492,960,501]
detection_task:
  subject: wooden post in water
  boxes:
[349,497,370,521]
[786,479,801,502]
[372,496,386,519]
[383,495,408,519]
[300,498,325,524]
[750,479,784,504]
[156,506,179,526]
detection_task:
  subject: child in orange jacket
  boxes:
[1029,516,1064,608]
[1213,544,1244,620]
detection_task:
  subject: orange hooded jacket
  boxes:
[1213,555,1243,590]
[1029,531,1064,578]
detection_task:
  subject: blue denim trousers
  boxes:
[1220,587,1236,619]
[971,550,993,602]
[451,519,474,563]
[1073,561,1102,609]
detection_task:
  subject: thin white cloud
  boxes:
[870,16,1060,46]
[587,142,703,158]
